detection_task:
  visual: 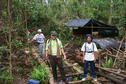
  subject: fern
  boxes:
[31,65,49,83]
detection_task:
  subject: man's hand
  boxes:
[94,58,96,63]
[63,54,66,60]
[28,39,34,44]
[82,57,85,63]
[61,48,67,60]
[94,52,97,63]
[82,52,85,63]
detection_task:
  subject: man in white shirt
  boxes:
[81,34,98,81]
[30,29,46,58]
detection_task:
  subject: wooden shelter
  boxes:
[65,19,118,38]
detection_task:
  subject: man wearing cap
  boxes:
[45,31,67,83]
[30,29,46,58]
[81,34,98,81]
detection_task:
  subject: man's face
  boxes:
[87,37,92,43]
[51,35,56,39]
[38,32,41,34]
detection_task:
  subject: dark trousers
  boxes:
[83,60,96,78]
[49,55,66,81]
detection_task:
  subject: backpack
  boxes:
[85,42,94,52]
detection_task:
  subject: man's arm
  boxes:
[45,50,48,60]
[28,34,36,43]
[82,51,85,63]
[94,43,98,63]
[45,40,49,60]
[61,48,66,60]
[94,52,97,62]
[44,38,46,44]
[28,38,34,43]
[31,38,34,42]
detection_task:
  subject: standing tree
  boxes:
[108,0,113,24]
[7,0,12,77]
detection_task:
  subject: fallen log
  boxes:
[58,72,83,78]
[96,65,126,78]
[65,60,83,73]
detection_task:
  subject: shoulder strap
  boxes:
[85,42,87,52]
[48,38,59,44]
[92,42,94,52]
[47,39,50,44]
[56,38,59,42]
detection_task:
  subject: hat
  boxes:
[51,31,57,35]
[37,29,42,32]
[86,34,93,40]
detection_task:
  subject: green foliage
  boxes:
[32,60,40,66]
[71,68,77,73]
[73,74,82,81]
[98,69,102,72]
[62,61,66,66]
[75,65,83,70]
[31,65,49,83]
[102,57,114,68]
[82,80,92,84]
[2,0,125,47]
[73,77,78,81]
[11,40,26,48]
[2,11,7,17]
[0,69,14,83]
[16,42,23,47]
[0,46,9,59]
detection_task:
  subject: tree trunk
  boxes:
[82,0,86,4]
[7,0,12,77]
[41,0,44,6]
[108,0,113,24]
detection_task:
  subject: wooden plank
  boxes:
[63,65,74,68]
[58,72,83,78]
[66,72,83,77]
[68,77,92,84]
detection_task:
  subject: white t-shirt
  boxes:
[81,42,98,61]
[33,34,45,43]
